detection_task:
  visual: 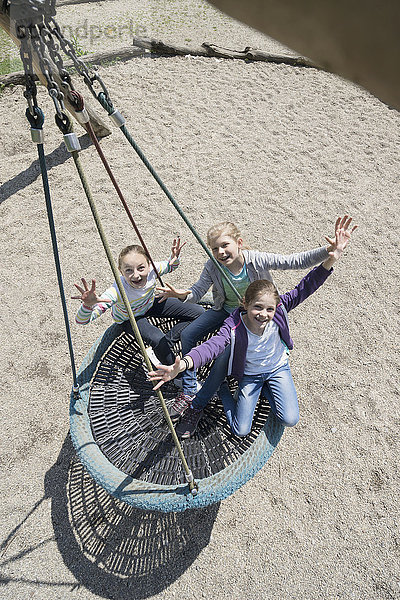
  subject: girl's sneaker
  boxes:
[175,406,204,439]
[168,392,194,422]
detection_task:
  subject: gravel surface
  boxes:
[0,1,399,599]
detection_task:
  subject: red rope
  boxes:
[70,91,164,286]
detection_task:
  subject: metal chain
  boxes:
[47,19,95,89]
[46,17,111,101]
[17,24,38,115]
[38,22,73,91]
[28,21,66,118]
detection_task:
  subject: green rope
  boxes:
[97,92,242,302]
[58,113,197,494]
[27,107,79,396]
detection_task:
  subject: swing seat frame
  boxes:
[70,322,284,512]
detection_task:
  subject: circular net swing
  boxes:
[8,0,284,511]
[71,319,284,512]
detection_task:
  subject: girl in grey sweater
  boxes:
[156,217,351,426]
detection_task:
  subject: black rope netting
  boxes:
[88,315,271,487]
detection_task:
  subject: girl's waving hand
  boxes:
[156,281,190,302]
[322,215,357,269]
[169,237,187,263]
[325,215,358,251]
[72,278,109,308]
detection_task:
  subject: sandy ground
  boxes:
[0,1,400,599]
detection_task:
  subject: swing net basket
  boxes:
[70,312,285,512]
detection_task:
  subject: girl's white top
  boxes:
[241,315,288,375]
[75,259,178,325]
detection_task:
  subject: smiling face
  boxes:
[119,251,150,288]
[209,233,244,273]
[242,292,278,335]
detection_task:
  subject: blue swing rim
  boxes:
[70,323,285,512]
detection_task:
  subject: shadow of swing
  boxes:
[0,134,92,205]
[47,434,220,599]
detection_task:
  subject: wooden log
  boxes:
[0,34,319,91]
[132,36,319,68]
[0,11,111,137]
[57,0,111,6]
[202,43,319,68]
[132,37,209,58]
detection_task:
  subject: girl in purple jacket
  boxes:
[149,218,356,438]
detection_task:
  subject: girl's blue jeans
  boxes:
[219,362,299,436]
[180,307,229,394]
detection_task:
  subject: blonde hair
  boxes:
[118,244,150,269]
[206,221,249,248]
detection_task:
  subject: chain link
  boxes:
[27,21,66,117]
[46,17,112,102]
[47,19,95,87]
[38,22,73,91]
[17,24,38,115]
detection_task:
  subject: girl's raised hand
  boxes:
[170,236,187,260]
[322,218,357,269]
[325,215,358,251]
[148,356,181,390]
[71,278,107,307]
[156,282,190,302]
[329,227,348,259]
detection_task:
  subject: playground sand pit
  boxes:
[0,1,399,599]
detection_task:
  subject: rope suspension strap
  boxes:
[55,111,198,495]
[17,24,80,396]
[97,91,243,302]
[69,90,164,287]
[28,109,80,397]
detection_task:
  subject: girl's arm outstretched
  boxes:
[72,278,116,324]
[253,214,357,272]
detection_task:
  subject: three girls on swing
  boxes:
[150,215,357,439]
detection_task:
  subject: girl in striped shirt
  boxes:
[73,238,204,366]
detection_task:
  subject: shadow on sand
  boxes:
[0,134,92,205]
[0,434,219,599]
